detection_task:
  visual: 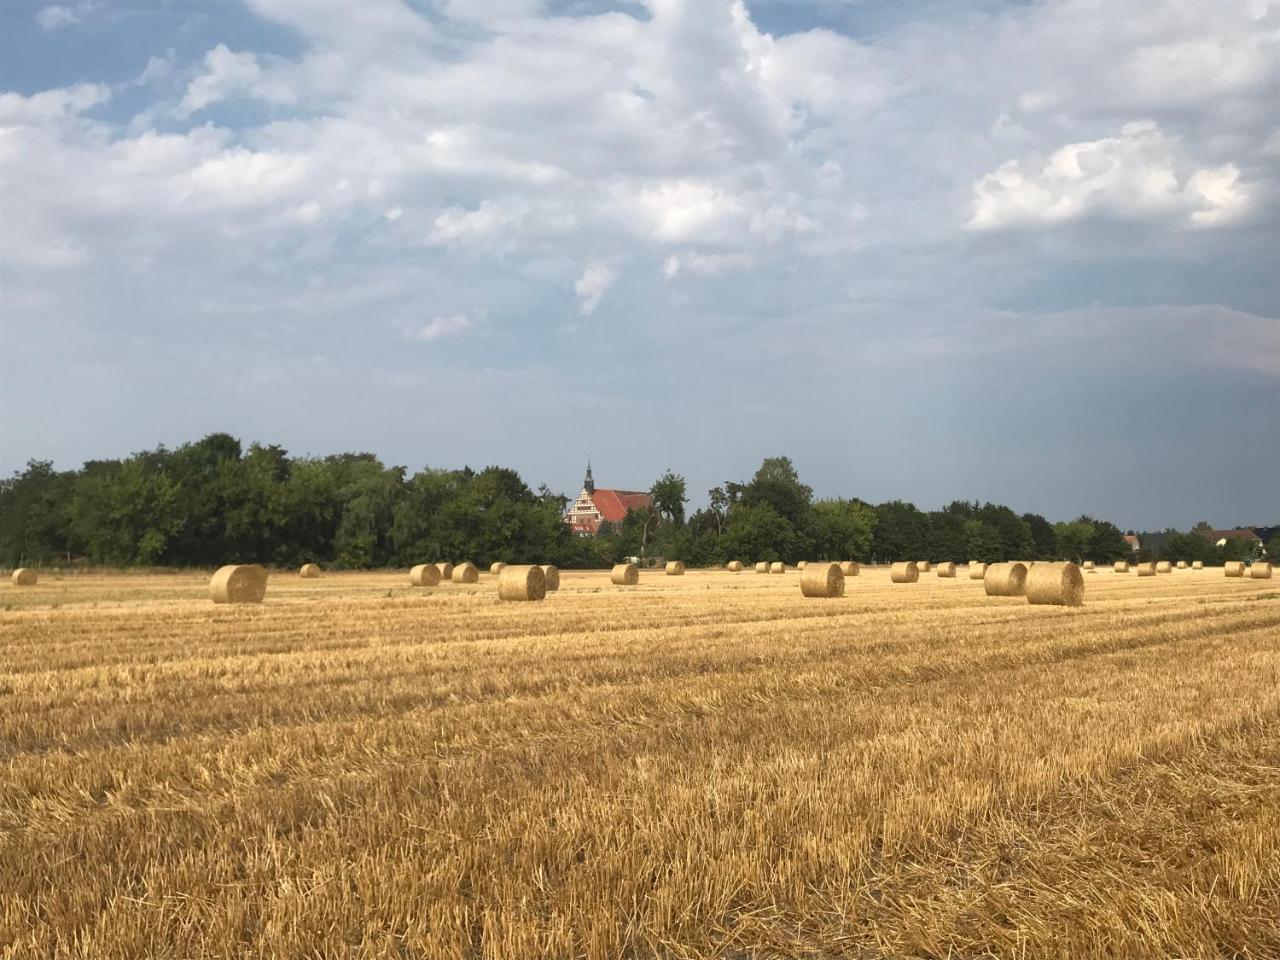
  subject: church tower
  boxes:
[584,459,594,495]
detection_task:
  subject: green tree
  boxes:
[810,499,877,561]
[1022,513,1058,559]
[1159,531,1215,565]
[0,461,75,566]
[1053,519,1095,562]
[67,456,182,565]
[963,519,1004,563]
[650,471,688,526]
[872,501,928,561]
[722,502,799,563]
[741,457,812,530]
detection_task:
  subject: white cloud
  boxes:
[35,2,97,31]
[178,45,297,116]
[0,83,110,125]
[3,0,1278,513]
[968,122,1252,230]
[574,261,619,315]
[662,250,751,279]
[406,313,473,342]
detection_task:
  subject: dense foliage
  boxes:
[0,436,1250,569]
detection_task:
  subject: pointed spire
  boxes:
[584,457,595,494]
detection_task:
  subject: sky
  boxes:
[0,0,1277,530]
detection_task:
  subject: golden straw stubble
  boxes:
[497,564,546,601]
[800,562,844,598]
[209,564,267,604]
[1025,562,1085,606]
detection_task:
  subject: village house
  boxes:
[565,462,653,535]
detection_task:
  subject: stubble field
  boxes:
[2,566,1279,959]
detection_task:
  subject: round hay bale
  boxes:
[917,561,932,573]
[839,561,859,577]
[800,562,844,598]
[1136,562,1156,577]
[769,561,786,574]
[11,568,38,586]
[210,564,267,604]
[611,563,638,586]
[936,561,956,578]
[968,563,988,580]
[436,562,454,581]
[539,565,560,591]
[890,562,919,584]
[796,561,808,570]
[1225,561,1245,577]
[1113,561,1130,573]
[1175,560,1187,570]
[727,560,744,572]
[490,561,506,576]
[1025,562,1084,606]
[498,564,546,601]
[299,563,321,578]
[452,562,479,584]
[1155,561,1172,573]
[1082,561,1095,570]
[1192,560,1204,570]
[984,562,1027,597]
[1250,562,1273,580]
[665,560,685,576]
[409,564,440,587]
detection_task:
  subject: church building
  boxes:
[565,462,653,535]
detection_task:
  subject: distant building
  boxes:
[1203,528,1263,549]
[565,462,653,535]
[1123,534,1141,554]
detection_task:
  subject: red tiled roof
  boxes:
[1203,528,1261,542]
[1123,535,1140,548]
[590,489,652,524]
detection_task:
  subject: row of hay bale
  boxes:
[729,560,861,576]
[1227,561,1272,579]
[986,561,1084,605]
[209,561,565,604]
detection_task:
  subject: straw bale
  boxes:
[498,564,546,601]
[210,564,267,604]
[800,562,844,598]
[1025,562,1084,606]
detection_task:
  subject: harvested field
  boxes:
[3,566,1279,959]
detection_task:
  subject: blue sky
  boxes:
[1,0,1276,529]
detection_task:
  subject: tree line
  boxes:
[0,435,1257,570]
